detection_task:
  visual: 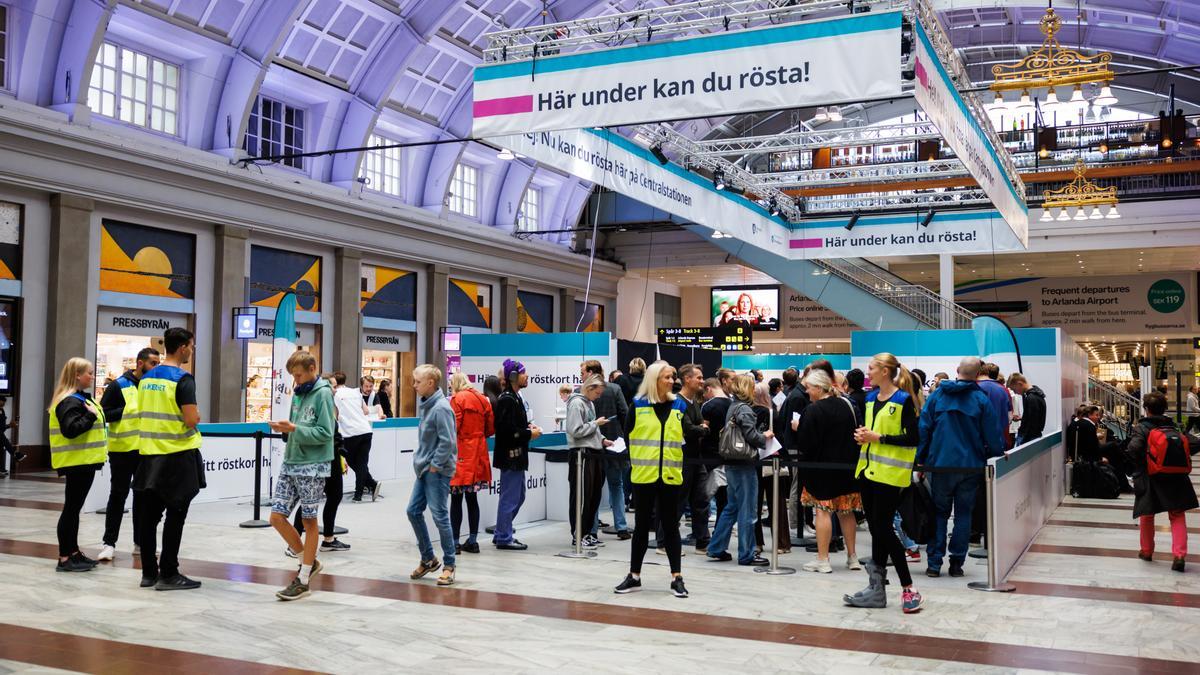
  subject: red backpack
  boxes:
[1146,425,1191,475]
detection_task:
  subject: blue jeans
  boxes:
[927,473,982,570]
[492,469,526,545]
[894,511,917,551]
[601,456,628,532]
[407,470,454,568]
[706,465,758,564]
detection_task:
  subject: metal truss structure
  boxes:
[804,188,991,213]
[691,120,942,156]
[756,159,968,188]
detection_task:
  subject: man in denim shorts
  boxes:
[268,351,336,601]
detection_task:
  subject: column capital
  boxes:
[215,224,250,240]
[50,193,94,211]
[336,247,364,260]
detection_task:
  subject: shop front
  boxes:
[361,263,419,417]
[245,320,320,423]
[96,308,192,398]
[361,328,415,418]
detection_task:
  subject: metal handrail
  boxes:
[1087,376,1140,426]
[813,257,976,328]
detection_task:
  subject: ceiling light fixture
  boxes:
[497,148,516,160]
[713,170,727,191]
[813,107,829,123]
[649,144,670,166]
[844,213,860,231]
[1042,159,1119,219]
[920,211,935,228]
[827,106,843,122]
[989,8,1116,109]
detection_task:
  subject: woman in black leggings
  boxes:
[291,432,348,552]
[48,358,107,572]
[845,352,923,614]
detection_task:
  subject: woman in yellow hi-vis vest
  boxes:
[48,358,107,573]
[846,352,924,614]
[614,361,690,599]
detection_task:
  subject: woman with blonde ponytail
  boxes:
[843,352,924,614]
[47,358,108,572]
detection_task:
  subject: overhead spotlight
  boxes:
[497,147,515,160]
[1056,209,1070,221]
[1016,89,1034,111]
[813,107,830,123]
[1105,204,1120,219]
[1089,206,1103,220]
[713,170,727,191]
[844,213,860,231]
[1073,207,1088,221]
[827,106,843,122]
[1069,85,1086,105]
[1095,85,1117,106]
[987,91,1005,112]
[920,210,935,228]
[1039,210,1053,222]
[1162,137,1174,149]
[649,144,669,166]
[1098,141,1108,153]
[1043,87,1060,110]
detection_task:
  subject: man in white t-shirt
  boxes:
[333,371,380,502]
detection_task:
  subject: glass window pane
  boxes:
[165,111,176,135]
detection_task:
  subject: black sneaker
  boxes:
[741,556,770,567]
[598,521,611,529]
[73,552,99,567]
[949,562,965,578]
[461,541,480,553]
[583,534,604,548]
[671,576,689,598]
[156,573,202,591]
[320,538,351,552]
[495,540,528,551]
[13,450,25,462]
[925,567,941,578]
[350,496,363,503]
[370,483,382,501]
[0,470,8,477]
[1172,557,1186,573]
[139,576,157,588]
[614,574,642,594]
[56,557,94,573]
[706,551,732,562]
[617,530,632,541]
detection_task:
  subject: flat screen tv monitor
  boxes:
[711,285,780,332]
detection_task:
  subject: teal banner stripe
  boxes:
[198,422,269,434]
[914,23,1026,211]
[476,12,901,82]
[590,128,790,226]
[373,418,419,429]
[461,332,611,357]
[790,210,1002,231]
[486,431,569,452]
[723,353,851,371]
[852,328,1058,357]
[993,430,1062,479]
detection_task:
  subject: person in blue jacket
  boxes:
[917,356,1005,578]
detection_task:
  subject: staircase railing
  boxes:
[813,257,976,329]
[1087,376,1140,426]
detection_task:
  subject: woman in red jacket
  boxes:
[449,372,494,554]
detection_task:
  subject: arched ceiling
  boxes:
[10,0,1197,244]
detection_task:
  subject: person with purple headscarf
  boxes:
[491,359,542,550]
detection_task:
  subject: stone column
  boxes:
[426,264,449,371]
[939,253,955,329]
[333,247,363,374]
[559,288,576,332]
[211,225,248,422]
[47,194,94,389]
[499,277,519,333]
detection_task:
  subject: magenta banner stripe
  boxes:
[473,95,534,118]
[790,238,823,249]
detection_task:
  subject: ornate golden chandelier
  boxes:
[987,6,1117,113]
[1040,159,1119,221]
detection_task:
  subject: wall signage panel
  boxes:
[100,220,195,298]
[250,245,321,312]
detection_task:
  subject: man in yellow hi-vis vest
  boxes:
[97,346,159,562]
[133,327,205,591]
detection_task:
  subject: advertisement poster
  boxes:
[956,273,1197,336]
[711,285,780,331]
[781,290,861,340]
[474,12,902,137]
[269,293,298,483]
[789,210,1024,258]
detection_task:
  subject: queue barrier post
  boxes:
[968,462,1015,593]
[557,447,596,559]
[754,454,795,576]
[239,430,270,528]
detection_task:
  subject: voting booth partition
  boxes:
[851,327,1088,586]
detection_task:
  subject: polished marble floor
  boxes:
[0,470,1197,674]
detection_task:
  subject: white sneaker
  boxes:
[802,558,833,574]
[847,555,863,571]
[97,545,115,562]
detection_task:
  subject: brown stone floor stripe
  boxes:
[0,497,65,511]
[1029,543,1200,563]
[1012,580,1200,609]
[0,538,1194,674]
[6,473,64,483]
[0,622,321,674]
[1047,518,1200,535]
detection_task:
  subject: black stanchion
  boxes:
[239,431,270,528]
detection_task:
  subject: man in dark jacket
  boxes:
[918,357,1004,578]
[492,360,541,550]
[775,367,810,541]
[1125,392,1198,572]
[1008,374,1046,445]
[658,363,709,551]
[582,360,630,538]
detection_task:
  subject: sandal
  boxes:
[437,567,456,586]
[410,558,441,579]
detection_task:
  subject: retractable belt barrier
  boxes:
[199,430,283,529]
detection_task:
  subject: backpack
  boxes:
[719,403,757,461]
[1070,460,1122,499]
[1145,425,1191,475]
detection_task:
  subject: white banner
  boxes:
[956,272,1198,336]
[474,12,902,137]
[789,210,1025,258]
[911,22,1028,247]
[781,290,861,340]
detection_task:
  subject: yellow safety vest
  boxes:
[855,390,915,488]
[628,397,686,485]
[107,374,141,453]
[49,393,108,469]
[138,365,201,455]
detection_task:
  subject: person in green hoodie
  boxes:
[268,350,335,601]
